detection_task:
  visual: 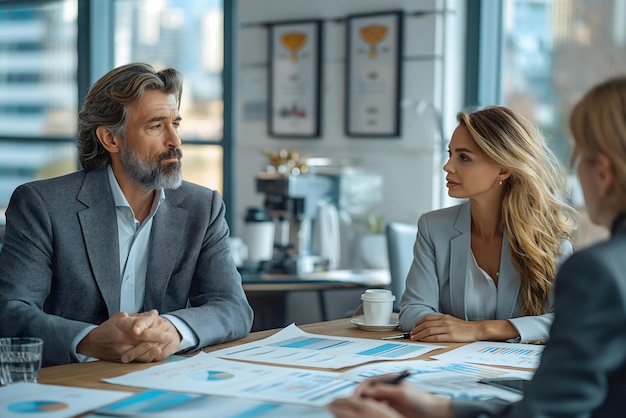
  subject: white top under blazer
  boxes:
[398,201,573,342]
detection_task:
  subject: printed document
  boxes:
[211,323,445,369]
[104,354,356,407]
[0,382,131,418]
[431,341,544,369]
[339,359,534,402]
[90,389,332,417]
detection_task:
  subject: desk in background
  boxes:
[241,269,390,331]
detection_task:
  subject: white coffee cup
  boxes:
[361,289,395,326]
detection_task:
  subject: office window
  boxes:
[0,0,78,211]
[0,0,229,221]
[501,0,626,170]
[114,0,225,194]
[0,0,77,138]
[473,0,619,247]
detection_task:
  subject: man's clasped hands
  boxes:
[76,309,181,363]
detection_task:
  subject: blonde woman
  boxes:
[329,75,626,418]
[398,106,576,343]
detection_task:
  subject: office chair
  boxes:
[385,221,418,311]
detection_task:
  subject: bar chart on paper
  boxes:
[211,324,444,369]
[432,341,544,369]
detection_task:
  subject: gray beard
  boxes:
[120,141,183,190]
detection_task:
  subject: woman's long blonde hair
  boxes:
[458,106,576,316]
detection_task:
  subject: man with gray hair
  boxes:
[0,63,253,366]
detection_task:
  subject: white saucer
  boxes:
[350,317,400,332]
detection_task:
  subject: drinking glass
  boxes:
[0,337,44,385]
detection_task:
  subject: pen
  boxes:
[381,332,411,340]
[382,370,412,385]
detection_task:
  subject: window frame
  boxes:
[0,0,235,228]
[464,0,503,109]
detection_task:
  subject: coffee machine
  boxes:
[256,172,340,275]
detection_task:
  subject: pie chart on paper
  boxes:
[8,400,69,413]
[188,370,234,381]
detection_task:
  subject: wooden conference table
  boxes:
[39,317,461,393]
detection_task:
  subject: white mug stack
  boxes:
[361,289,395,325]
[243,207,275,262]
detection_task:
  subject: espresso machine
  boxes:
[256,171,340,275]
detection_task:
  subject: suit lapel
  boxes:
[449,202,471,319]
[496,233,520,318]
[143,193,188,311]
[77,169,121,317]
[447,203,520,320]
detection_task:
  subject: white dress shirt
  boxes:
[71,166,198,361]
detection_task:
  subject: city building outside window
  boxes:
[499,0,619,246]
[0,0,227,228]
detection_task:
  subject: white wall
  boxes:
[235,0,466,325]
[234,0,466,236]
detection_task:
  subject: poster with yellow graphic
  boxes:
[346,12,402,136]
[269,21,321,137]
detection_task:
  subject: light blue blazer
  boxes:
[398,201,572,342]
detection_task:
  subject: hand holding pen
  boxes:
[382,370,412,385]
[329,369,453,418]
[352,370,413,398]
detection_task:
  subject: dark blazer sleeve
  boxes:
[0,182,96,366]
[452,238,626,417]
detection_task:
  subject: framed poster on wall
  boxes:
[345,11,403,137]
[268,20,322,138]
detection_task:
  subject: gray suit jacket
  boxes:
[454,227,626,417]
[398,202,572,342]
[0,168,253,366]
